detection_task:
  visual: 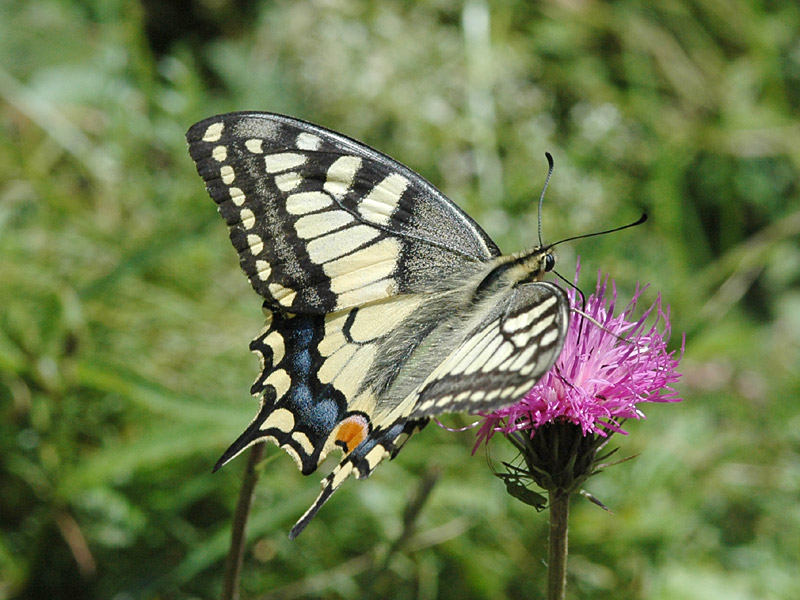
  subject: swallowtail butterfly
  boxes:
[187,113,569,538]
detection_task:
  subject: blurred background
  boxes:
[1,1,799,599]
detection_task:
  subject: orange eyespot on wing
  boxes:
[333,413,371,453]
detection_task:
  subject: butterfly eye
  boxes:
[544,252,556,272]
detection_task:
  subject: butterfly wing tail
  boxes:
[288,461,354,539]
[289,418,428,539]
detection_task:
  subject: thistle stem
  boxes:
[547,490,570,600]
[221,442,265,600]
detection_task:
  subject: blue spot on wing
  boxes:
[292,348,312,372]
[288,315,316,346]
[300,397,341,435]
[239,309,383,476]
[265,314,351,443]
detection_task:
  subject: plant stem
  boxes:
[547,490,570,600]
[221,442,266,600]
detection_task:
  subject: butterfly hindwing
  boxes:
[210,294,434,538]
[215,295,431,476]
[186,112,500,314]
[409,282,570,417]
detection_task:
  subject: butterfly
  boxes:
[186,112,569,538]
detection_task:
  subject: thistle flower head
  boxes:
[476,259,683,450]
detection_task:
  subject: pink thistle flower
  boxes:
[471,258,683,597]
[476,259,683,451]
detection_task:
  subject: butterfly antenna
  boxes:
[537,152,555,247]
[551,212,648,248]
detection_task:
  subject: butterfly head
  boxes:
[472,245,556,297]
[514,245,558,284]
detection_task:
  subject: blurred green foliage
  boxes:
[1,0,799,599]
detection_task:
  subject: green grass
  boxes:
[1,1,799,599]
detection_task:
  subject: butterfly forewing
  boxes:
[186,112,499,314]
[187,112,569,537]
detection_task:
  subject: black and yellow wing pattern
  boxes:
[186,112,569,538]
